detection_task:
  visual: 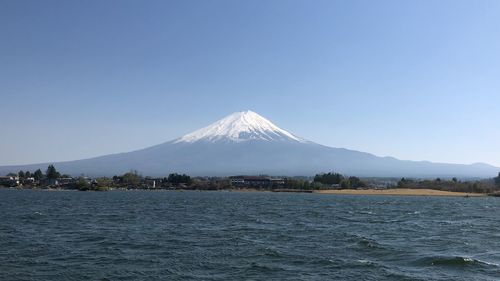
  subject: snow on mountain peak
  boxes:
[175,110,306,143]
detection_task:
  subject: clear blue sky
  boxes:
[1,0,499,167]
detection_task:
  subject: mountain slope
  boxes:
[0,111,498,178]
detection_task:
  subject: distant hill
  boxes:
[0,111,498,178]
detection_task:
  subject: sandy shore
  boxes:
[314,188,485,197]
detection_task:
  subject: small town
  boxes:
[0,164,380,191]
[2,165,500,195]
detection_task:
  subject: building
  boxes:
[230,176,285,188]
[0,176,19,187]
[58,177,74,185]
[23,177,36,185]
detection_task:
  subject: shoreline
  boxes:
[1,187,488,197]
[314,188,485,197]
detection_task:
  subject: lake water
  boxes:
[0,189,499,280]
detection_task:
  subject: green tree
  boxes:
[398,178,406,188]
[302,181,311,190]
[122,170,141,186]
[33,169,43,181]
[18,170,25,179]
[25,171,31,178]
[313,172,344,185]
[167,173,192,185]
[340,179,350,189]
[495,172,500,188]
[75,177,90,191]
[96,177,112,187]
[311,181,323,190]
[284,178,305,189]
[46,165,60,180]
[348,176,367,188]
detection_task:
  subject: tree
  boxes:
[339,176,367,189]
[167,173,192,185]
[398,177,409,188]
[314,172,344,185]
[46,165,60,180]
[122,170,141,186]
[302,180,311,190]
[34,169,43,181]
[96,177,112,187]
[25,171,31,178]
[93,177,111,191]
[18,171,25,179]
[340,179,350,189]
[348,176,367,188]
[311,182,323,190]
[495,172,500,188]
[284,178,306,189]
[75,177,90,191]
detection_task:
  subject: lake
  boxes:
[0,189,499,280]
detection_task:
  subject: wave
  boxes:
[358,237,383,249]
[347,234,391,251]
[416,255,498,268]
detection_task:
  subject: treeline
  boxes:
[313,172,367,189]
[75,171,194,191]
[3,165,500,194]
[0,165,194,191]
[112,171,192,188]
[7,165,66,183]
[396,174,500,194]
[275,172,368,190]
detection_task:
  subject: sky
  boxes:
[1,0,499,167]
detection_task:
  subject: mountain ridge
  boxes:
[0,111,498,178]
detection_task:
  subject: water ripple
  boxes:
[1,189,499,281]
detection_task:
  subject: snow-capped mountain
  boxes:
[175,110,305,143]
[0,111,498,177]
